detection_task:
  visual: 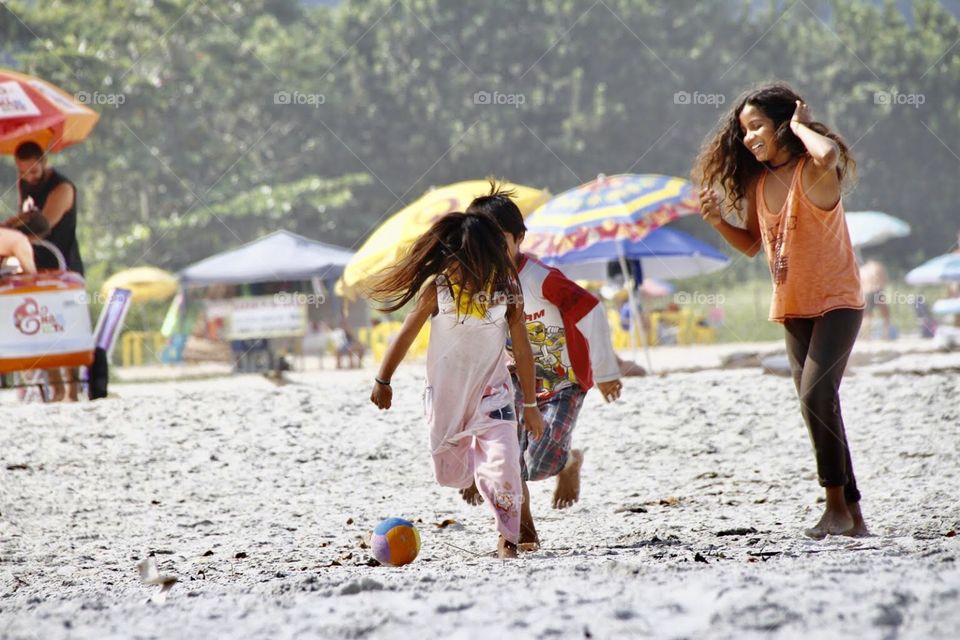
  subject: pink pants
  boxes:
[432,420,523,544]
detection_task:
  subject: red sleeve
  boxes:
[541,268,599,324]
[541,268,599,390]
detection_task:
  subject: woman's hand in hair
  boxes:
[699,188,724,227]
[790,99,812,132]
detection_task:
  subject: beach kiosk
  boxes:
[171,230,365,371]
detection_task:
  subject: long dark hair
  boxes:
[365,211,520,316]
[691,82,856,217]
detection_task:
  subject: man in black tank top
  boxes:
[2,141,85,401]
[3,141,84,275]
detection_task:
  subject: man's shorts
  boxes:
[512,375,587,481]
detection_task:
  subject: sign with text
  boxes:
[224,295,307,340]
[0,288,94,373]
[0,81,41,119]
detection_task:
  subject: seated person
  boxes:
[0,228,37,275]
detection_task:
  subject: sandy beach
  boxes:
[2,340,958,639]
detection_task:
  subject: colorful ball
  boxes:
[370,518,421,567]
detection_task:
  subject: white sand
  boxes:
[1,343,958,639]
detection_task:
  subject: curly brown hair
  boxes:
[691,82,856,219]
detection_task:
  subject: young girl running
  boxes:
[367,211,545,558]
[693,82,868,539]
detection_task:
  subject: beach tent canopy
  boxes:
[179,230,354,287]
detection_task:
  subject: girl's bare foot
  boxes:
[843,501,870,537]
[553,449,584,509]
[497,536,518,559]
[804,487,854,539]
[459,482,483,505]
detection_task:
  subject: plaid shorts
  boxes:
[512,375,587,481]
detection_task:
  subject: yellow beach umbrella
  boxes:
[101,266,178,303]
[341,180,550,292]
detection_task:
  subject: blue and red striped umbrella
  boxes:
[522,174,700,259]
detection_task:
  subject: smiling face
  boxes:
[739,103,780,163]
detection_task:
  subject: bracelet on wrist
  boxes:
[522,401,538,408]
[375,377,391,386]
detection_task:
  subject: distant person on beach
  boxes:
[693,82,868,539]
[859,259,891,339]
[367,211,544,559]
[335,315,365,369]
[463,185,623,547]
[2,141,85,401]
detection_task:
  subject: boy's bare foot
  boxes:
[843,501,870,538]
[497,536,518,559]
[459,482,483,506]
[803,487,854,539]
[553,449,584,509]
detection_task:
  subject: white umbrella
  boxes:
[932,298,960,316]
[905,253,960,285]
[846,211,910,248]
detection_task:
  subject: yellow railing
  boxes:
[358,321,430,361]
[121,331,167,367]
[608,308,716,348]
[362,307,716,362]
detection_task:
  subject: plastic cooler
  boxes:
[0,243,94,374]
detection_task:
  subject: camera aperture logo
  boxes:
[874,90,924,108]
[674,291,725,306]
[274,90,326,108]
[674,91,726,109]
[473,91,525,109]
[75,91,125,108]
[274,291,326,307]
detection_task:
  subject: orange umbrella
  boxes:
[0,68,99,154]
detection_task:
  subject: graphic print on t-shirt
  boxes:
[525,314,575,393]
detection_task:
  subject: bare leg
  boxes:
[46,368,65,403]
[518,479,539,550]
[804,486,854,539]
[66,367,80,402]
[552,448,584,509]
[844,501,870,538]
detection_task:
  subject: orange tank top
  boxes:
[756,157,864,323]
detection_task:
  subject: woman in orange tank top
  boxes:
[692,82,868,539]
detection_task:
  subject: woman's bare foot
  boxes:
[497,536,518,559]
[553,449,584,509]
[843,501,870,537]
[459,482,483,506]
[804,487,854,539]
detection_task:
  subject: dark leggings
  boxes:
[783,308,863,504]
